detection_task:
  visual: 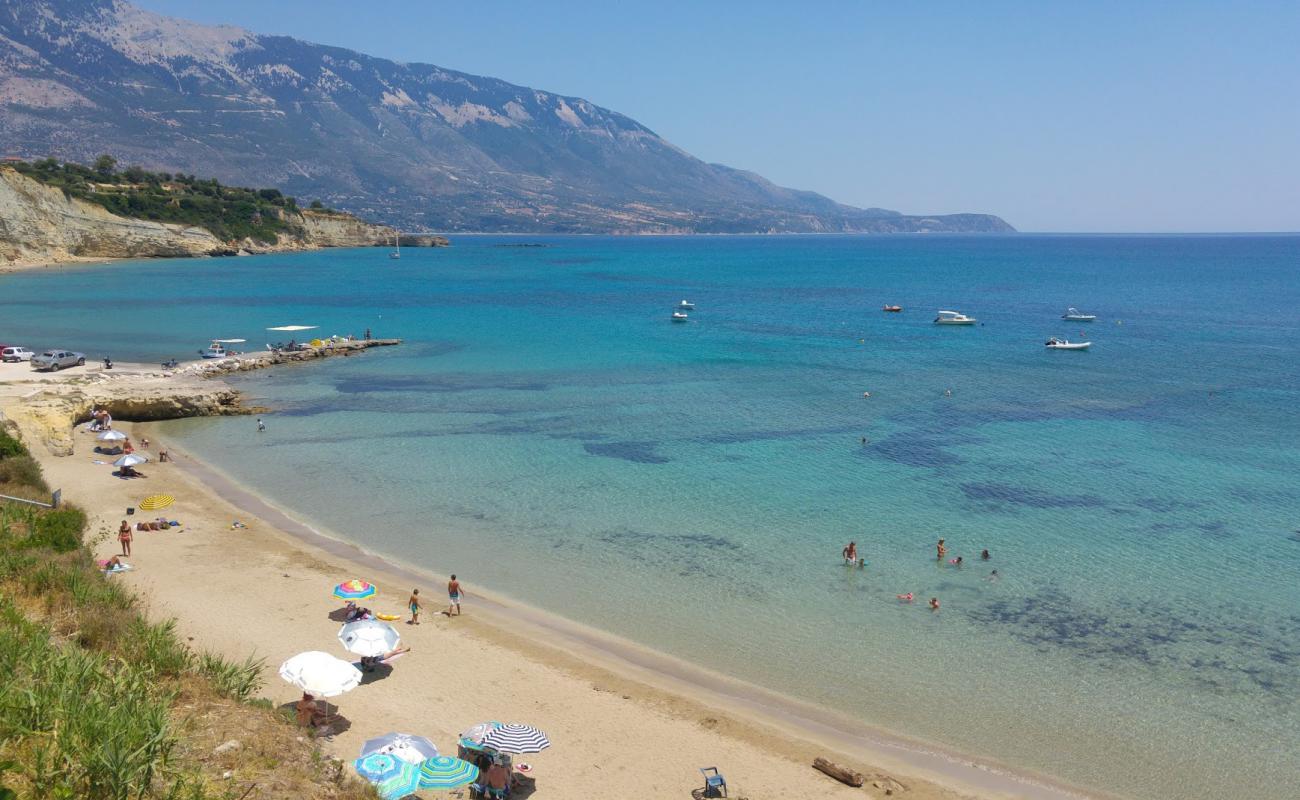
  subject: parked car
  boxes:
[30,350,86,371]
[1,346,34,362]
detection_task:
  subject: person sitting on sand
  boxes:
[484,758,510,799]
[295,693,329,728]
[842,541,857,565]
[102,555,124,570]
[929,597,941,611]
[344,602,373,622]
[936,538,947,559]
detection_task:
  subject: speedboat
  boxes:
[678,300,695,310]
[1062,307,1096,322]
[671,311,689,322]
[1045,337,1091,350]
[882,305,903,313]
[934,310,977,325]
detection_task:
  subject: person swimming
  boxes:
[987,569,1000,582]
[950,556,963,567]
[896,593,914,602]
[929,597,941,611]
[981,549,991,560]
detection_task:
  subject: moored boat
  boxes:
[1062,307,1096,321]
[1045,337,1091,350]
[934,310,977,325]
[678,300,695,310]
[671,311,689,322]
[882,305,903,312]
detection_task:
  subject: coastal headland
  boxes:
[0,343,1095,799]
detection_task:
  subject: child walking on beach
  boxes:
[408,588,421,625]
[447,575,463,616]
[118,519,132,557]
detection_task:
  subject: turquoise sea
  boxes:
[3,235,1298,798]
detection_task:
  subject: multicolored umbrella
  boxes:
[278,651,362,697]
[359,733,439,765]
[459,721,501,745]
[333,579,377,601]
[371,759,423,800]
[338,618,400,657]
[480,723,551,754]
[355,751,410,783]
[139,494,174,511]
[417,756,479,791]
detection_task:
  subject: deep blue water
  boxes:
[3,235,1298,799]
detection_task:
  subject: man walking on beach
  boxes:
[447,574,463,616]
[408,588,421,625]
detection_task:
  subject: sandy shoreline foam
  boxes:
[0,361,1103,799]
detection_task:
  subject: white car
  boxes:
[1,346,34,362]
[30,350,86,371]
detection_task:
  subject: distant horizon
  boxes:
[93,1,1300,234]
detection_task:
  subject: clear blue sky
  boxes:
[135,0,1299,232]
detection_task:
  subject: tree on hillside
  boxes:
[93,154,117,178]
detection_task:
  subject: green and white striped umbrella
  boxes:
[417,756,479,790]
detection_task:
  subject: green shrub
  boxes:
[0,430,27,460]
[29,506,85,552]
[120,618,194,677]
[197,651,265,701]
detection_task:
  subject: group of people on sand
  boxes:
[842,537,999,612]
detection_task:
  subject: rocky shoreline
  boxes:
[0,339,399,456]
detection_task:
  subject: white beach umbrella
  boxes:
[113,453,149,468]
[279,651,363,697]
[96,430,128,442]
[338,618,400,657]
[359,732,439,764]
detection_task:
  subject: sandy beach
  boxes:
[0,360,1093,800]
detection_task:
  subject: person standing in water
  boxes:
[929,597,941,611]
[407,588,421,625]
[257,418,266,433]
[842,541,858,565]
[936,538,947,559]
[447,574,463,616]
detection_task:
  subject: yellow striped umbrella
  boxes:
[138,494,175,511]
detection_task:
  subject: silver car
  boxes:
[1,346,34,362]
[30,350,86,371]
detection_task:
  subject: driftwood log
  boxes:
[812,757,865,787]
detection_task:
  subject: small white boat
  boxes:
[678,300,695,310]
[389,231,401,259]
[934,310,977,325]
[199,338,246,359]
[1045,337,1091,350]
[1062,307,1096,321]
[671,311,689,322]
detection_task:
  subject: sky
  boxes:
[134,0,1300,232]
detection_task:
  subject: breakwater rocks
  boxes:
[177,339,401,377]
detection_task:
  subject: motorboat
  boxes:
[934,310,977,325]
[1045,337,1091,350]
[671,311,689,322]
[882,305,903,313]
[1062,307,1096,322]
[200,338,245,359]
[678,300,695,310]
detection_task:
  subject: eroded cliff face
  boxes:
[0,166,225,263]
[0,167,448,267]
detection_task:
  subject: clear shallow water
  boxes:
[4,235,1298,798]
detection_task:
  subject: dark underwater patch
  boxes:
[582,441,669,464]
[960,482,1108,509]
[868,437,963,468]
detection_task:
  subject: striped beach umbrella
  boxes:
[333,579,377,601]
[480,723,551,754]
[372,760,423,800]
[139,494,174,511]
[416,756,479,791]
[355,751,409,783]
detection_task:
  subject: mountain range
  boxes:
[0,0,1014,234]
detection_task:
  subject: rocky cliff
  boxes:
[0,166,446,267]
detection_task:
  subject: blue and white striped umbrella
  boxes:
[417,756,479,790]
[480,723,551,754]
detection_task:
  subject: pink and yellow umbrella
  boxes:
[333,579,377,601]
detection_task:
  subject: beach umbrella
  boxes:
[480,723,551,754]
[278,651,362,697]
[338,618,400,657]
[96,430,128,442]
[416,756,480,791]
[333,579,377,601]
[139,494,174,511]
[354,754,423,800]
[459,721,501,745]
[359,733,439,764]
[113,453,149,468]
